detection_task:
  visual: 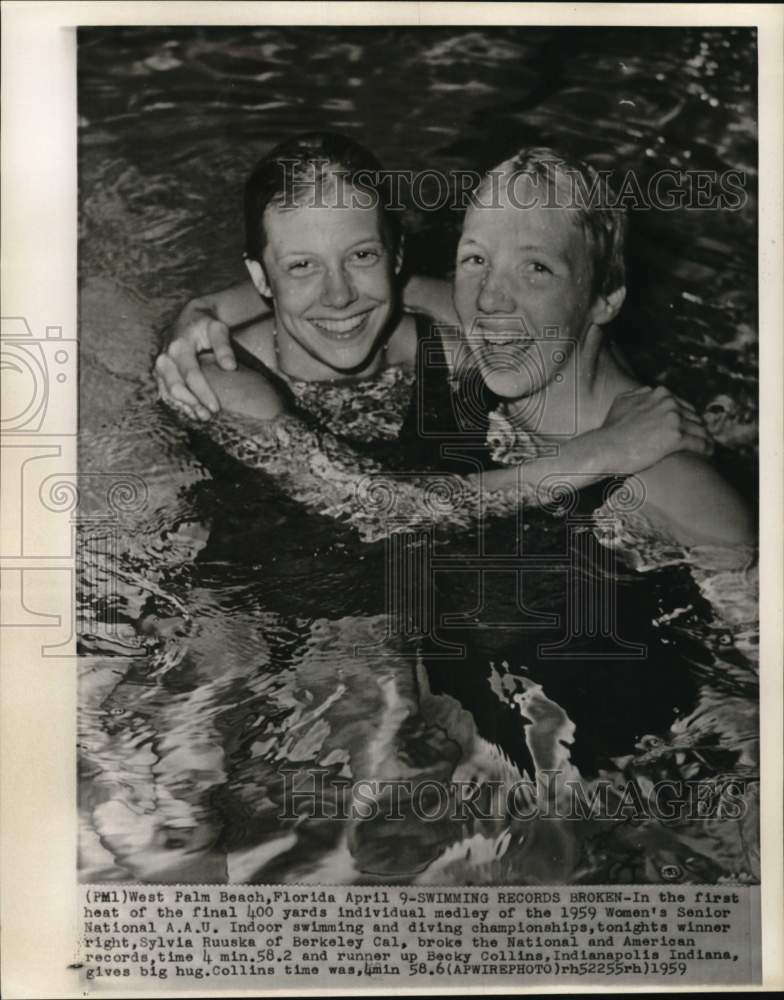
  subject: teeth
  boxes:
[311,313,369,335]
[482,331,534,347]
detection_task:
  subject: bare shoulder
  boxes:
[232,317,275,365]
[202,357,284,421]
[403,275,458,326]
[422,276,457,327]
[636,451,754,546]
[385,312,419,367]
[388,307,462,374]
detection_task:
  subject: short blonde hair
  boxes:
[481,147,627,298]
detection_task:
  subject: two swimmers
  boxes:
[156,133,751,548]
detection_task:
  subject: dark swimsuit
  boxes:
[189,321,700,778]
[225,313,473,473]
[189,313,475,596]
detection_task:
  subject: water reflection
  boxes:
[77,26,758,884]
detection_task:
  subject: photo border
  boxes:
[1,2,781,996]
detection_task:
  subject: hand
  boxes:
[596,385,714,473]
[154,303,237,421]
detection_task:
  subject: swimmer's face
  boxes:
[247,186,399,377]
[454,172,618,401]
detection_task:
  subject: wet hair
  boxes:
[243,132,401,262]
[479,146,627,298]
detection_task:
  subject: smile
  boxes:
[474,319,535,348]
[478,329,536,348]
[309,310,373,337]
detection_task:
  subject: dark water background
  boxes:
[77,26,758,885]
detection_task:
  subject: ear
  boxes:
[245,257,272,299]
[590,285,626,326]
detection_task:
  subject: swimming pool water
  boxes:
[77,26,758,885]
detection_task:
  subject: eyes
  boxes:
[460,249,555,281]
[284,247,383,275]
[352,248,382,265]
[287,259,314,274]
[459,253,487,271]
[458,251,554,279]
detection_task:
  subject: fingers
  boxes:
[620,386,703,429]
[616,385,654,401]
[680,412,708,436]
[155,373,202,422]
[207,320,236,371]
[650,386,701,418]
[682,421,714,454]
[653,388,704,425]
[661,406,714,457]
[158,341,222,418]
[676,430,715,456]
[623,385,698,415]
[164,301,220,354]
[671,393,698,416]
[154,354,212,422]
[665,396,712,442]
[182,364,221,418]
[154,352,188,401]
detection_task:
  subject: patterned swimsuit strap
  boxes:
[228,326,419,445]
[229,329,416,388]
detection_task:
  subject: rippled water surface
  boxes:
[77,26,758,885]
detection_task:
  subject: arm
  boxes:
[181,280,266,331]
[155,280,269,420]
[636,452,754,547]
[155,274,458,417]
[166,369,716,544]
[402,274,457,326]
[483,384,716,513]
[186,409,525,543]
[163,363,537,539]
[170,273,453,350]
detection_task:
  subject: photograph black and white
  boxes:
[3,4,779,994]
[77,19,760,889]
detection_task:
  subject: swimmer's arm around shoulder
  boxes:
[185,382,746,546]
[402,274,462,375]
[473,383,719,503]
[156,280,269,419]
[466,432,641,501]
[179,279,267,336]
[157,274,451,418]
[402,275,458,326]
[636,452,754,547]
[183,401,660,539]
